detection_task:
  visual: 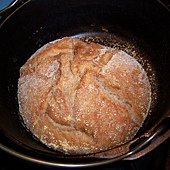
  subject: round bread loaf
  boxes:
[18,37,151,154]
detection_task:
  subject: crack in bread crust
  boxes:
[94,76,141,126]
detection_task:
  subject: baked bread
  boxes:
[18,37,151,154]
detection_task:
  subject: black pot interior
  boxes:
[0,0,169,162]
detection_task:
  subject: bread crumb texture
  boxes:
[18,37,151,154]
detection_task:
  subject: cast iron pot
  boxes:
[0,0,169,167]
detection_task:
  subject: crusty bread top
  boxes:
[18,37,151,154]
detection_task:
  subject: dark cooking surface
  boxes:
[0,138,169,169]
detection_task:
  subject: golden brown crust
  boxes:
[18,37,151,154]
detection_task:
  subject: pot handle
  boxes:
[125,115,170,160]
